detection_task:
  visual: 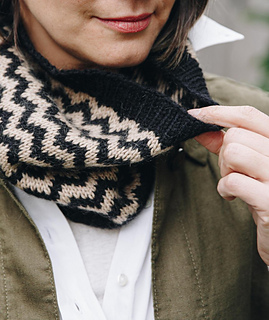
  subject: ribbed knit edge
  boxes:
[18,29,220,151]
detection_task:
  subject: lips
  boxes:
[97,13,152,33]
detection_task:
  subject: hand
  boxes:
[188,105,269,265]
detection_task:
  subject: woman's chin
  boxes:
[89,52,151,69]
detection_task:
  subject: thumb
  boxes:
[188,108,225,155]
[193,130,225,155]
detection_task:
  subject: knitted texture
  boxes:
[0,28,220,228]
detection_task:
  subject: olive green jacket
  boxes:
[0,75,269,319]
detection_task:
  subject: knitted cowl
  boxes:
[0,27,219,228]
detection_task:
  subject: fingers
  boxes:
[222,127,269,158]
[188,104,269,199]
[188,105,269,138]
[193,130,225,155]
[217,173,267,206]
[217,127,269,180]
[218,173,269,265]
[196,127,269,157]
[256,218,269,265]
[218,142,269,180]
[188,105,269,265]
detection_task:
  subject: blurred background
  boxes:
[198,0,269,91]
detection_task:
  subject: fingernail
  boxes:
[188,109,201,117]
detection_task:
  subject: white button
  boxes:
[145,197,152,209]
[118,274,128,287]
[178,147,183,153]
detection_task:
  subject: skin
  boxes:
[19,0,176,70]
[189,106,269,265]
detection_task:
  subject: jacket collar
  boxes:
[183,139,209,165]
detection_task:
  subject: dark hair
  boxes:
[0,0,20,46]
[0,0,209,68]
[153,0,209,67]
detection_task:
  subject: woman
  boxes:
[0,0,269,319]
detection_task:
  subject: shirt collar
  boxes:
[189,15,244,52]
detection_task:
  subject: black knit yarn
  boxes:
[0,26,220,228]
[19,27,220,149]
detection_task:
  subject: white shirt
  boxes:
[14,186,154,320]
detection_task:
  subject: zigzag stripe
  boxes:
[0,32,217,228]
[0,47,163,171]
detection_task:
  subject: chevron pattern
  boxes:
[0,34,218,228]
